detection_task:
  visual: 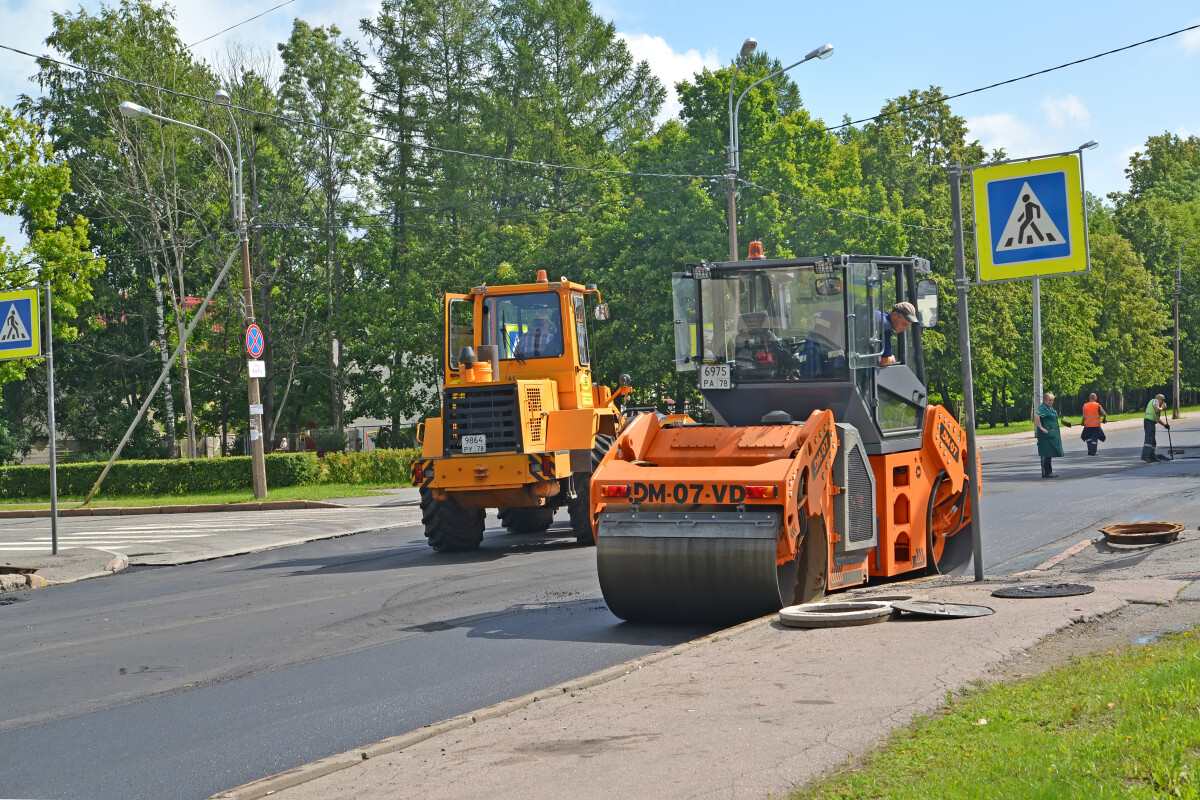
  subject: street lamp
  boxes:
[121,96,268,498]
[1176,232,1200,419]
[726,41,834,261]
[725,38,756,262]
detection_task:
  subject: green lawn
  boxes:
[0,483,407,512]
[792,626,1200,799]
[975,404,1196,436]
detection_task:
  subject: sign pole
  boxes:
[949,162,985,581]
[1031,275,1043,418]
[44,281,58,555]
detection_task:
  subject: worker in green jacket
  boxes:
[1035,392,1071,478]
[1141,394,1170,462]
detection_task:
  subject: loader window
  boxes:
[486,293,565,360]
[447,298,474,370]
[573,294,590,365]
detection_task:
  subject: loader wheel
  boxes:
[420,487,484,552]
[568,434,615,546]
[925,473,973,576]
[498,506,555,534]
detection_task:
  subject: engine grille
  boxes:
[845,443,874,544]
[443,384,521,454]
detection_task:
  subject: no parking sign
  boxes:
[245,324,265,359]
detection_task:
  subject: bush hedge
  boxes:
[0,449,419,500]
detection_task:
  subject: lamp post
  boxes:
[119,98,268,498]
[726,41,833,261]
[726,37,756,262]
[1176,232,1200,419]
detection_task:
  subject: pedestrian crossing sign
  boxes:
[972,154,1088,282]
[0,288,40,361]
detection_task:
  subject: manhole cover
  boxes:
[1099,522,1183,546]
[992,583,1094,599]
[890,600,994,618]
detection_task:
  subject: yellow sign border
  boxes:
[972,154,1087,282]
[0,288,41,361]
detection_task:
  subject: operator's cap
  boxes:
[1156,393,1166,401]
[893,301,919,324]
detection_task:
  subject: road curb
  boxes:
[0,499,345,520]
[208,615,767,800]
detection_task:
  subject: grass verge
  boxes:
[0,483,406,511]
[792,625,1200,799]
[975,405,1196,436]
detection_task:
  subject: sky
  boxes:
[1,0,1198,248]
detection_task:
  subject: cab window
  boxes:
[573,294,589,365]
[486,293,564,360]
[447,298,474,370]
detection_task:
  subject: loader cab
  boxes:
[444,272,610,411]
[672,254,939,454]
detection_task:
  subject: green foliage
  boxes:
[0,454,320,499]
[318,448,420,485]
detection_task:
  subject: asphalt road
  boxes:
[0,418,1196,800]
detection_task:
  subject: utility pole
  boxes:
[1176,234,1199,419]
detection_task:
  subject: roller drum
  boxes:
[597,510,795,624]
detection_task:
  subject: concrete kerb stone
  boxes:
[0,553,127,593]
[209,615,768,800]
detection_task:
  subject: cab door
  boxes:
[444,293,474,383]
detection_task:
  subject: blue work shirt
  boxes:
[876,310,895,360]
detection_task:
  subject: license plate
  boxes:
[700,364,731,390]
[461,434,486,454]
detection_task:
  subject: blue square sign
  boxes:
[0,289,40,360]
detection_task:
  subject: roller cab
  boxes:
[593,252,978,623]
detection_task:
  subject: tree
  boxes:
[0,105,101,460]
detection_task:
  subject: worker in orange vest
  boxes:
[1080,392,1107,456]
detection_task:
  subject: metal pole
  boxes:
[84,247,241,504]
[1176,249,1182,419]
[727,59,743,262]
[242,231,267,499]
[1031,275,1043,419]
[1175,234,1197,419]
[221,103,268,500]
[949,163,985,581]
[44,281,58,554]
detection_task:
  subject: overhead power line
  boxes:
[737,177,954,234]
[186,0,297,49]
[737,22,1200,160]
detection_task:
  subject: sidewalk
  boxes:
[211,509,1200,800]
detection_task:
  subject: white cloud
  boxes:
[966,112,1047,157]
[1181,25,1200,53]
[1040,95,1090,129]
[617,32,719,124]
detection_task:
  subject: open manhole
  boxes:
[778,601,894,628]
[1099,522,1183,546]
[992,583,1094,599]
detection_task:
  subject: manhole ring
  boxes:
[890,600,994,618]
[1099,522,1183,546]
[778,601,893,628]
[992,583,1095,599]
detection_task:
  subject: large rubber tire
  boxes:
[420,487,484,551]
[498,506,555,534]
[568,434,615,546]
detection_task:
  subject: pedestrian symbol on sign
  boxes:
[1,303,31,344]
[996,183,1065,251]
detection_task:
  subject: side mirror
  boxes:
[815,276,843,296]
[916,279,939,328]
[594,302,610,321]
